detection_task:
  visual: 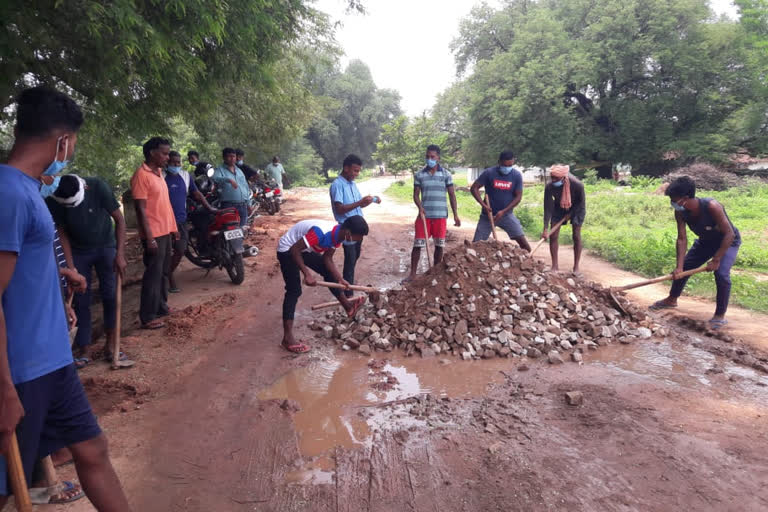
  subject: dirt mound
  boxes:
[165,293,237,339]
[311,240,664,363]
[664,163,745,191]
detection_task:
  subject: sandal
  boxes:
[283,342,311,354]
[169,286,181,293]
[74,357,90,370]
[141,319,165,330]
[649,300,677,311]
[347,296,366,319]
[104,351,129,362]
[29,480,84,505]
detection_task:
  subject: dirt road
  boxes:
[43,177,768,512]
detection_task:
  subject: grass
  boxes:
[386,174,768,313]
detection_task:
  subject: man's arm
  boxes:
[707,201,735,271]
[542,186,554,237]
[110,208,127,278]
[57,228,87,292]
[134,199,157,253]
[413,186,425,218]
[212,168,238,189]
[447,185,461,226]
[672,213,688,278]
[0,252,25,455]
[192,190,216,211]
[470,179,491,212]
[289,239,316,286]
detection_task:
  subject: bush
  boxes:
[583,169,599,185]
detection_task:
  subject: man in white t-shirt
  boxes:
[276,215,369,353]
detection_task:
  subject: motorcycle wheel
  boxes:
[226,253,245,285]
[274,200,281,213]
[185,230,216,268]
[267,200,277,216]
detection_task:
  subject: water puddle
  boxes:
[258,353,509,460]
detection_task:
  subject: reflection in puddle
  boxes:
[257,354,509,460]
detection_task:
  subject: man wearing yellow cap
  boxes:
[541,165,586,275]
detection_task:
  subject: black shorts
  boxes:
[0,364,102,495]
[553,208,586,227]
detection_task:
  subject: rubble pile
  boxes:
[310,240,666,363]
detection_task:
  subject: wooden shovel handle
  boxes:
[483,195,497,241]
[311,301,342,311]
[531,215,570,255]
[8,432,33,511]
[113,274,122,368]
[420,213,432,268]
[315,281,379,293]
[613,266,708,291]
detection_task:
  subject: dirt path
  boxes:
[41,177,768,512]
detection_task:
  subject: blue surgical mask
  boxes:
[671,200,686,212]
[236,160,244,166]
[552,180,564,187]
[167,166,181,174]
[44,137,70,176]
[499,165,514,175]
[426,158,437,168]
[40,175,61,198]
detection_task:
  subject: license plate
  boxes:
[265,191,274,198]
[224,229,244,240]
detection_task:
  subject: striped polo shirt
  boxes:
[414,165,454,219]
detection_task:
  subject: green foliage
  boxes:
[629,175,662,190]
[451,0,768,166]
[373,114,458,173]
[385,178,768,312]
[582,169,599,186]
[306,60,401,173]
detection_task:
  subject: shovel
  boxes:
[420,213,432,268]
[314,280,382,303]
[8,432,33,512]
[530,215,570,256]
[606,266,709,315]
[111,274,135,370]
[67,292,78,347]
[483,195,497,241]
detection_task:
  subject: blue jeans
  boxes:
[72,247,117,348]
[221,201,248,228]
[669,239,740,316]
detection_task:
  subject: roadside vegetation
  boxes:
[386,175,768,313]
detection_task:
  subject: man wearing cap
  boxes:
[541,164,586,274]
[47,174,127,366]
[470,150,530,250]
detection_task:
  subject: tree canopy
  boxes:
[445,0,768,168]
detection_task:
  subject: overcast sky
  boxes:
[315,0,740,116]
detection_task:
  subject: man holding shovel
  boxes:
[541,164,586,274]
[0,86,131,512]
[277,216,369,353]
[470,151,530,250]
[46,174,128,367]
[650,176,740,330]
[404,145,460,282]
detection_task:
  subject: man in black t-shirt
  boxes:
[541,165,586,274]
[47,175,127,365]
[188,150,212,178]
[235,148,259,182]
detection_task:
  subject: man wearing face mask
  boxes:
[213,147,251,229]
[0,86,132,511]
[650,176,740,330]
[542,164,586,274]
[39,174,62,198]
[470,150,530,250]
[234,148,259,182]
[164,150,216,293]
[46,174,127,366]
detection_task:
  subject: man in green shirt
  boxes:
[47,175,127,366]
[265,156,285,189]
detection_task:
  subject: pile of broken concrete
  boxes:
[309,240,666,364]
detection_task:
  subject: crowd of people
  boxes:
[0,81,741,509]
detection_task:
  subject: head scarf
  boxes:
[51,175,86,208]
[549,165,571,210]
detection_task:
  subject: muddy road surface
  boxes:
[40,177,768,512]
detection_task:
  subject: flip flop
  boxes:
[104,351,129,362]
[169,286,181,293]
[649,300,677,311]
[347,296,366,319]
[400,276,414,285]
[709,319,728,330]
[141,319,165,330]
[74,357,90,370]
[30,480,84,505]
[283,342,311,354]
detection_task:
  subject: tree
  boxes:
[450,0,768,168]
[373,114,454,173]
[306,60,401,174]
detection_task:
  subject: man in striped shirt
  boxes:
[404,145,460,282]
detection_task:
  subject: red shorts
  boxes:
[414,217,447,247]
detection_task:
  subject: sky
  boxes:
[314,0,740,117]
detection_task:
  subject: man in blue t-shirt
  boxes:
[164,150,216,292]
[0,87,131,511]
[470,150,531,251]
[329,154,376,297]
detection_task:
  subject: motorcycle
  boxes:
[260,179,282,215]
[185,170,246,285]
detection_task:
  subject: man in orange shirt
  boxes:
[131,137,177,329]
